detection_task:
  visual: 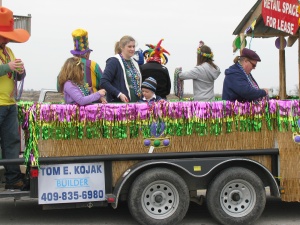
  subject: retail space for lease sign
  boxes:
[262,0,299,35]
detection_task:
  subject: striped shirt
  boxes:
[81,58,103,93]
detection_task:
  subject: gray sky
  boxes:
[3,0,299,95]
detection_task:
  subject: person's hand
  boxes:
[8,59,24,74]
[98,89,106,96]
[100,96,107,104]
[175,67,182,73]
[262,88,269,94]
[119,93,129,103]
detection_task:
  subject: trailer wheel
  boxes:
[206,167,266,225]
[128,168,189,225]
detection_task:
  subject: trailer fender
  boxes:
[111,160,193,208]
[110,157,279,208]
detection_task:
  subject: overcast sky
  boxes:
[3,0,299,95]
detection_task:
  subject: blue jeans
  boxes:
[0,105,22,184]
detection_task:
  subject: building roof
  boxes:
[232,0,298,38]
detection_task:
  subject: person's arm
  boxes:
[93,63,108,103]
[0,64,11,76]
[101,58,122,98]
[179,66,205,80]
[64,81,101,106]
[92,62,102,92]
[0,64,25,80]
[166,69,171,95]
[56,75,61,92]
[11,58,26,80]
[227,73,267,101]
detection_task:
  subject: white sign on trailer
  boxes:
[38,162,105,204]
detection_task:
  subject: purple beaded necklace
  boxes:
[237,63,259,90]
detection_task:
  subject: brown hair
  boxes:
[58,57,84,92]
[197,45,218,69]
[114,35,135,54]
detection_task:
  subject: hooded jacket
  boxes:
[179,62,220,101]
[222,63,266,101]
[101,54,142,103]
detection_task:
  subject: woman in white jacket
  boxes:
[177,42,221,101]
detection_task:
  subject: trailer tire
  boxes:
[206,167,266,225]
[128,168,189,225]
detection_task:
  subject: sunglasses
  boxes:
[248,60,257,69]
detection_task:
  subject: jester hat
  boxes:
[143,39,170,65]
[70,28,93,55]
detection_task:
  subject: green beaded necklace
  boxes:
[73,82,90,96]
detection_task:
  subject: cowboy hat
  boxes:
[0,7,30,43]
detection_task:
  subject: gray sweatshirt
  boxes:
[179,62,221,101]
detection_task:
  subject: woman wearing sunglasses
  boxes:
[222,48,268,102]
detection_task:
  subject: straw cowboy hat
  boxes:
[0,7,30,43]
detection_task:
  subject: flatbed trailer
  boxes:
[0,149,280,225]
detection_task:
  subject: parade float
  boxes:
[17,97,300,202]
[1,1,300,225]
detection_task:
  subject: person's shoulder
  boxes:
[89,59,101,66]
[141,61,159,67]
[161,65,168,70]
[225,64,239,75]
[155,95,163,100]
[142,62,168,71]
[106,56,120,64]
[5,46,12,50]
[198,62,213,69]
[202,62,221,74]
[228,63,239,70]
[64,80,73,85]
[63,80,74,89]
[3,46,13,54]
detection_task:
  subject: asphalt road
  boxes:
[0,197,299,225]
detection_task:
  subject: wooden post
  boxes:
[279,36,287,99]
[299,32,300,97]
[240,33,246,53]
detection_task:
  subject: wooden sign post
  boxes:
[262,0,299,99]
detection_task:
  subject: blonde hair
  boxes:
[233,56,247,64]
[58,57,84,92]
[114,35,135,54]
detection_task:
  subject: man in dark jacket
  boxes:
[222,48,268,102]
[140,39,171,99]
